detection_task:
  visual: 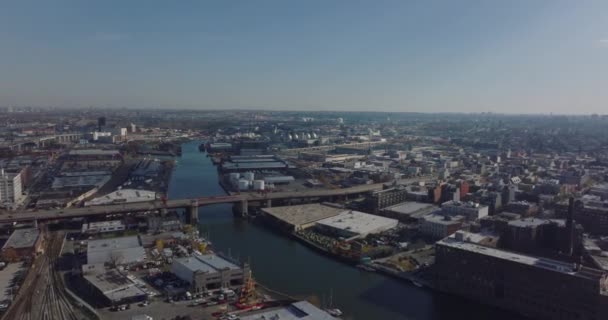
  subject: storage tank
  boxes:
[243,172,255,181]
[238,179,250,191]
[229,173,240,181]
[252,180,265,190]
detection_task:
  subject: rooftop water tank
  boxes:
[252,180,265,191]
[238,179,250,191]
[243,172,255,181]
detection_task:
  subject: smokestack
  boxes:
[565,197,575,256]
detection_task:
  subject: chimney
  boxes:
[565,197,575,256]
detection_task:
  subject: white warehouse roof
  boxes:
[316,210,398,238]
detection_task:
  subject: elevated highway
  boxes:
[0,177,428,224]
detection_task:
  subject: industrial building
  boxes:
[261,203,344,232]
[240,300,336,320]
[85,189,156,206]
[315,210,399,239]
[81,264,147,306]
[381,202,438,223]
[220,155,291,172]
[81,220,126,234]
[52,172,111,189]
[434,234,608,320]
[557,196,608,235]
[171,253,249,293]
[440,200,489,221]
[1,228,41,262]
[368,187,409,210]
[419,213,464,239]
[87,236,146,265]
[130,159,162,181]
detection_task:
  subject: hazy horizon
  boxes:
[2,1,608,114]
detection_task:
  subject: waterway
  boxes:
[168,141,525,320]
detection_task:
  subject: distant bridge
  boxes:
[277,141,387,155]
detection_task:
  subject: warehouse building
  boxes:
[85,189,156,206]
[381,202,438,223]
[260,203,344,232]
[81,263,147,306]
[435,234,608,320]
[240,301,336,320]
[87,236,145,265]
[171,253,249,293]
[81,220,126,234]
[1,228,41,262]
[315,210,399,239]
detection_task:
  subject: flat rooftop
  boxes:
[384,202,437,218]
[240,301,336,320]
[261,203,344,227]
[173,253,240,273]
[316,210,399,236]
[87,236,145,265]
[2,228,39,250]
[438,236,598,279]
[69,149,120,156]
[82,264,146,302]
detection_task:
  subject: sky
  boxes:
[1,0,607,114]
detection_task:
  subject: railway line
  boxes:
[2,230,86,320]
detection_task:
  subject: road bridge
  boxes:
[0,177,428,224]
[0,184,385,224]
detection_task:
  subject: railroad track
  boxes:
[3,230,83,320]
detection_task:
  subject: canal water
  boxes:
[168,141,524,320]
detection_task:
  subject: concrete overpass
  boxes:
[0,183,387,224]
[0,177,428,224]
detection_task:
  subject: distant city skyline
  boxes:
[1,1,608,114]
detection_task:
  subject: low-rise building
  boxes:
[81,264,147,306]
[381,202,438,223]
[441,200,488,221]
[87,236,145,265]
[1,228,41,262]
[240,300,336,320]
[315,210,399,239]
[171,253,249,293]
[419,213,464,239]
[81,220,126,234]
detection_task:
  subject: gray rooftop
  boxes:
[87,236,145,265]
[2,228,39,250]
[173,253,240,273]
[82,264,147,302]
[69,149,120,156]
[261,203,344,227]
[438,236,599,279]
[384,202,437,218]
[240,301,337,320]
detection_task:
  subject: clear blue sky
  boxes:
[1,0,607,114]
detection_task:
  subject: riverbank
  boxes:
[169,141,529,320]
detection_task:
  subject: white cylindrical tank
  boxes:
[252,180,265,190]
[243,172,255,181]
[229,173,240,181]
[238,179,250,191]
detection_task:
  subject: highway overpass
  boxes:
[0,181,404,224]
